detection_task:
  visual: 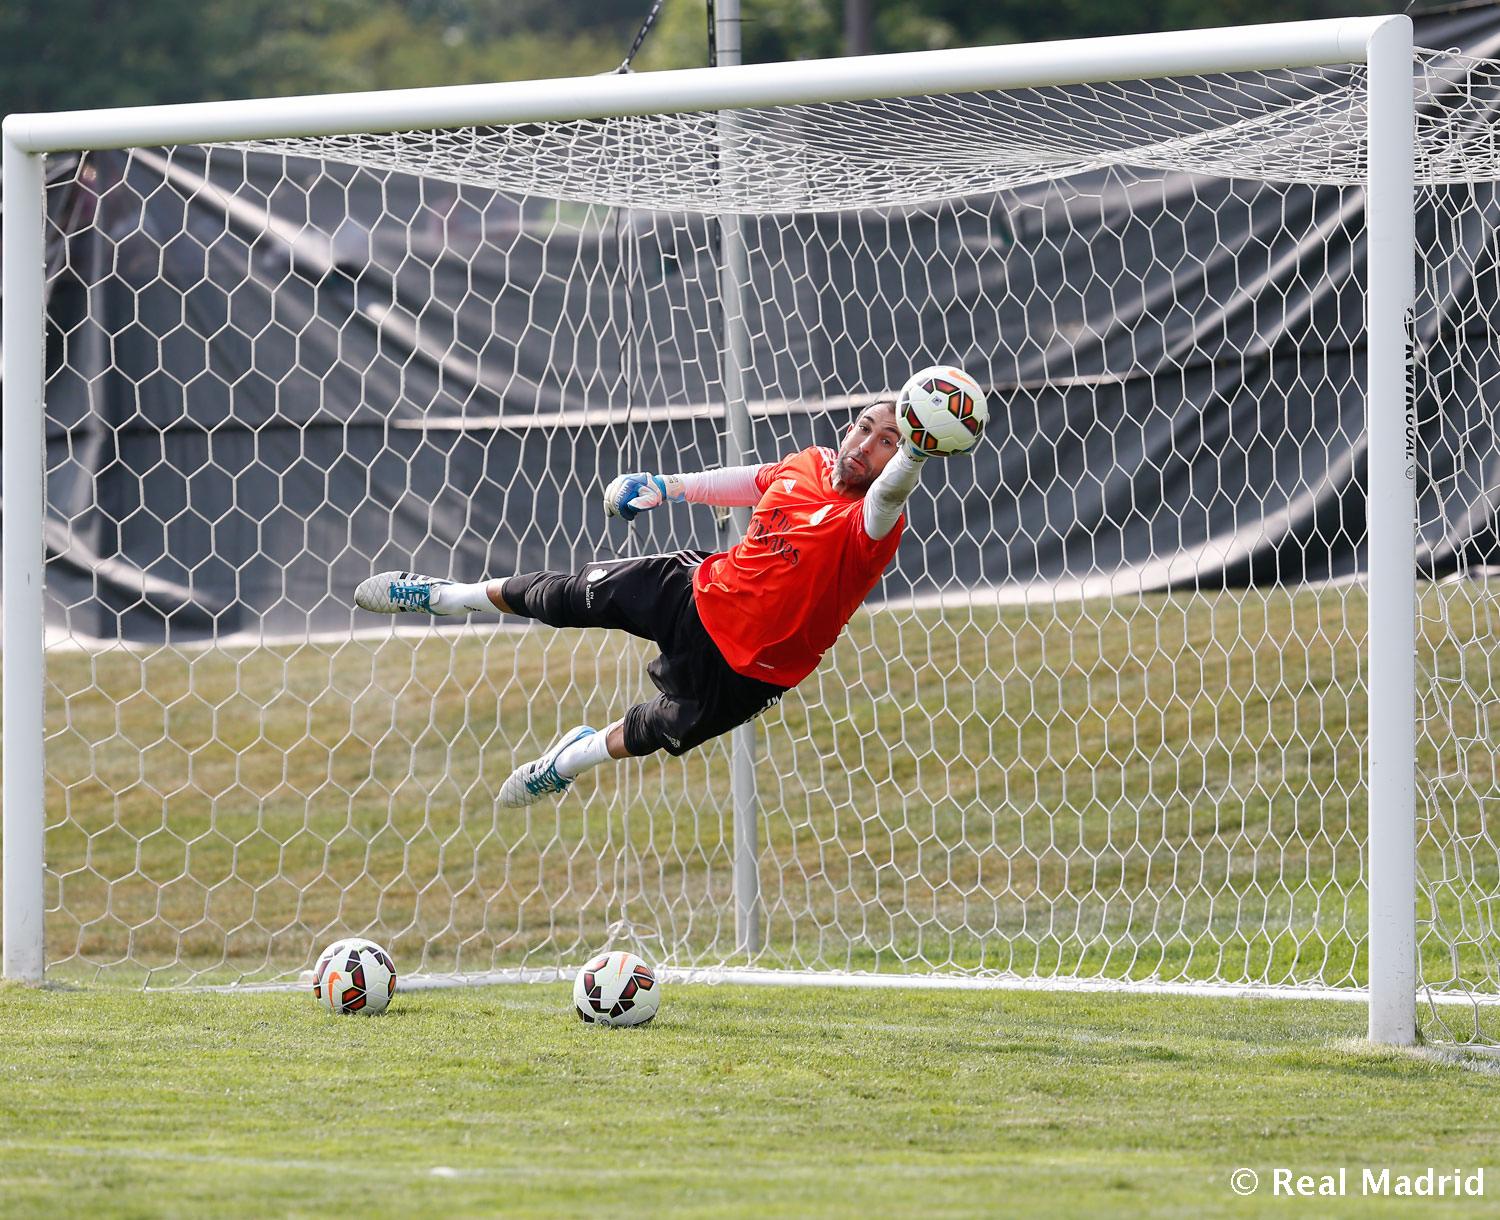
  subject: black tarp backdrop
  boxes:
[5,6,1500,644]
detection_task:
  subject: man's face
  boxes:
[832,403,902,495]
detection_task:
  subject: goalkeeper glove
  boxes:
[603,471,681,521]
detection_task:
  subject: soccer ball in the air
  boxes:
[312,937,397,1015]
[573,950,660,1027]
[896,365,988,455]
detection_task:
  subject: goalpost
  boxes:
[5,16,1489,1048]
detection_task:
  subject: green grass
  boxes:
[25,583,1500,1041]
[1,981,1496,1218]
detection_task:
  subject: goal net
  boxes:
[7,24,1498,1044]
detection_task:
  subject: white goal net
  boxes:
[9,32,1499,1043]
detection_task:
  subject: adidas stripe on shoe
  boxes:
[354,570,453,614]
[499,725,597,807]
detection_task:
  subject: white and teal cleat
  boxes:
[354,570,453,614]
[499,725,596,807]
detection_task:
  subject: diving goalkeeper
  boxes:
[355,391,973,807]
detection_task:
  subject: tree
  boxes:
[845,0,874,55]
[0,0,1407,119]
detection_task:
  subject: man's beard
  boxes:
[835,454,874,492]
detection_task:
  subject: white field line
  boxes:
[44,571,1396,654]
[43,615,536,654]
[196,965,1500,1008]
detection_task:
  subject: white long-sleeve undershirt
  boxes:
[666,450,927,542]
[861,446,927,540]
[664,465,764,508]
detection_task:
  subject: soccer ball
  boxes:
[573,950,660,1027]
[312,937,397,1016]
[895,365,988,455]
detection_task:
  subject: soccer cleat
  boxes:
[354,570,453,614]
[499,725,596,807]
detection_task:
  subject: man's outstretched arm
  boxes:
[603,465,765,519]
[862,446,929,541]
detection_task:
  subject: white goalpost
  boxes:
[7,15,1491,1048]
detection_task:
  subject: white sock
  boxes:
[555,722,621,778]
[430,581,500,615]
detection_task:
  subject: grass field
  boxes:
[2,980,1496,1218]
[33,582,1499,1035]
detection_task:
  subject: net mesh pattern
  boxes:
[25,50,1500,1045]
[220,50,1500,213]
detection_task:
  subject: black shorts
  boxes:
[500,551,788,757]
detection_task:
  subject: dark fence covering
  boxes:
[7,7,1500,644]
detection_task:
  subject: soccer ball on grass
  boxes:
[573,950,660,1026]
[896,365,988,455]
[312,937,397,1015]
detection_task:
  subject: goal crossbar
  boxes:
[4,17,1394,154]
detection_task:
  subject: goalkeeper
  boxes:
[355,399,950,807]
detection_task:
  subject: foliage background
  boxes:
[0,0,1403,116]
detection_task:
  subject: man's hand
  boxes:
[603,471,672,521]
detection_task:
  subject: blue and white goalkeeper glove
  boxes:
[603,471,682,521]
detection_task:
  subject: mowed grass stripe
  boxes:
[33,583,1500,1016]
[1,982,1497,1218]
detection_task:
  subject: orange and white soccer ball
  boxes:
[896,365,988,455]
[573,950,660,1027]
[312,937,397,1015]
